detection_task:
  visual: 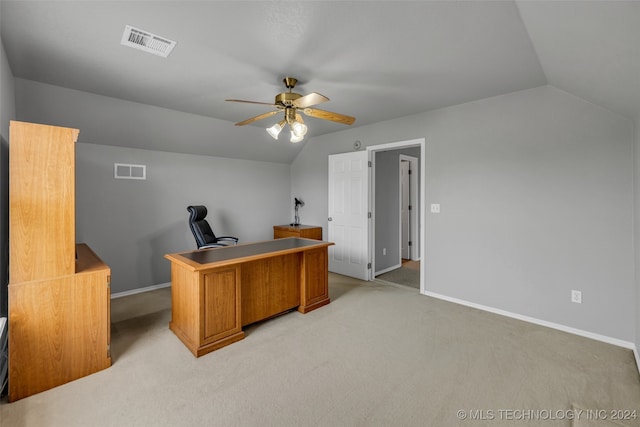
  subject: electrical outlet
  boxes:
[383,248,387,256]
[571,290,582,304]
[430,203,441,213]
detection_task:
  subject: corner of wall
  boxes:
[0,32,16,400]
[635,114,640,366]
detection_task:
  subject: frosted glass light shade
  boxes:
[290,131,304,143]
[266,122,283,139]
[291,121,308,137]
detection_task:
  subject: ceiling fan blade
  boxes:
[292,92,329,109]
[235,110,280,126]
[226,99,278,107]
[302,108,356,125]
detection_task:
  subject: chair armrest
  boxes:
[217,236,239,245]
[199,243,229,249]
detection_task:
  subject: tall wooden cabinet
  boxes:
[8,120,111,402]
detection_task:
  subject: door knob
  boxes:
[328,217,333,221]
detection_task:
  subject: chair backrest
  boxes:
[187,205,218,248]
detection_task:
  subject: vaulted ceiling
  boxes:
[1,1,639,162]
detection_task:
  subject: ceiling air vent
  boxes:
[120,25,176,58]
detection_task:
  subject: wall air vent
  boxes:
[120,25,176,58]
[114,163,146,180]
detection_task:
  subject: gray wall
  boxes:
[292,85,635,342]
[14,80,292,295]
[75,143,290,294]
[374,147,421,273]
[14,78,298,164]
[0,35,15,316]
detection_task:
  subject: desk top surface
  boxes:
[273,224,321,231]
[165,238,333,271]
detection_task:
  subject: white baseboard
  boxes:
[634,345,640,375]
[111,282,171,299]
[421,290,636,352]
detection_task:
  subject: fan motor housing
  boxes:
[275,92,301,106]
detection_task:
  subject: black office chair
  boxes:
[187,205,239,249]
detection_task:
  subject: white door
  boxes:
[400,160,410,259]
[328,151,369,280]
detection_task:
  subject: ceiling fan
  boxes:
[226,77,356,142]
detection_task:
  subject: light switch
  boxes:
[430,204,441,213]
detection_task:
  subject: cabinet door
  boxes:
[9,121,78,283]
[8,269,111,402]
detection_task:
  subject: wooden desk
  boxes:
[273,224,322,240]
[164,238,334,357]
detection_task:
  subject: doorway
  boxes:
[327,138,425,293]
[371,147,422,290]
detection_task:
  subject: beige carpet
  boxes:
[2,273,639,427]
[375,266,420,289]
[571,404,633,427]
[375,260,420,289]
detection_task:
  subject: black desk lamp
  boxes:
[292,197,304,226]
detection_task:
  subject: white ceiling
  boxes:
[1,1,639,162]
[517,1,640,119]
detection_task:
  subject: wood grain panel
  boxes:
[299,248,330,313]
[202,267,241,343]
[8,266,111,401]
[273,225,322,240]
[169,263,200,352]
[273,229,301,239]
[241,254,300,326]
[9,121,78,283]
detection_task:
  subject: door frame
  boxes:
[399,154,419,262]
[399,154,422,261]
[368,138,426,293]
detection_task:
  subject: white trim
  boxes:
[634,345,640,374]
[369,152,376,281]
[422,290,636,350]
[111,282,171,299]
[399,154,420,261]
[398,157,404,264]
[367,138,426,294]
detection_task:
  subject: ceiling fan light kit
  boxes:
[290,132,304,143]
[266,120,286,139]
[226,77,356,143]
[291,118,308,137]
